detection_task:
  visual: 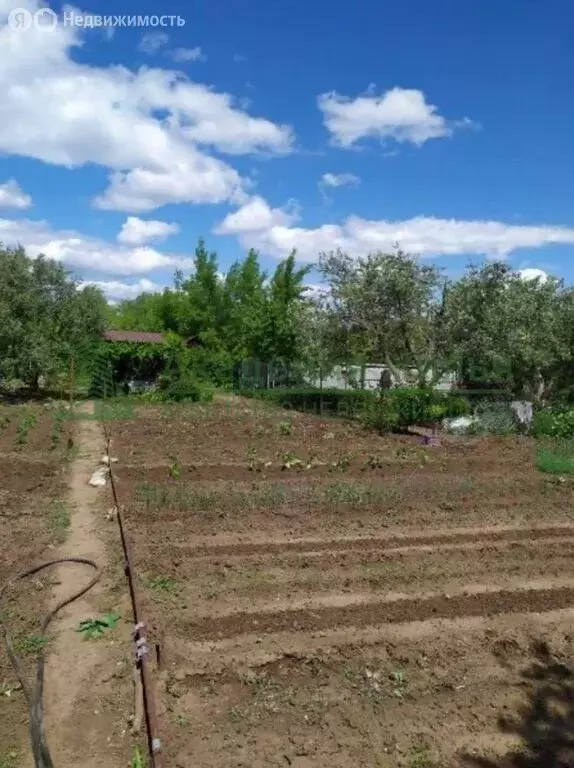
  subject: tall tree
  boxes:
[0,245,106,388]
[319,249,447,385]
[443,262,565,400]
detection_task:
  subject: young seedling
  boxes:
[131,746,147,768]
[281,451,305,470]
[390,669,407,698]
[278,420,293,436]
[76,611,121,640]
[330,452,351,473]
[168,456,181,480]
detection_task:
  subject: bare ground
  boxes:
[103,398,574,767]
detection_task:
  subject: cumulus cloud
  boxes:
[0,179,32,209]
[216,201,574,262]
[0,215,193,275]
[320,173,360,189]
[318,86,472,148]
[518,268,549,283]
[80,278,165,301]
[214,195,299,235]
[0,0,294,212]
[117,216,180,245]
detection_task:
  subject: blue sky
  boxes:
[0,0,573,300]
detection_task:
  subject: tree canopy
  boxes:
[0,244,106,388]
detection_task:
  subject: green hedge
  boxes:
[239,387,471,428]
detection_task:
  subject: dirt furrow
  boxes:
[160,523,574,558]
[182,584,574,641]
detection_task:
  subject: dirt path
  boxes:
[31,402,130,768]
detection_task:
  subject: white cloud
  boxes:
[80,278,164,301]
[169,47,205,63]
[318,86,471,148]
[138,32,169,55]
[0,1,294,212]
[519,268,549,283]
[0,179,32,209]
[216,201,574,262]
[214,195,298,234]
[117,216,180,245]
[320,173,360,189]
[0,215,193,275]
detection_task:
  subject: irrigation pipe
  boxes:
[0,557,100,768]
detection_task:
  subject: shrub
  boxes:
[532,408,574,439]
[466,401,517,436]
[360,393,399,433]
[158,375,213,403]
[240,386,471,431]
[238,387,369,417]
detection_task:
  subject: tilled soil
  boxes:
[107,399,574,767]
[0,435,72,765]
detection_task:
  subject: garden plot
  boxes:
[108,398,574,767]
[0,402,75,767]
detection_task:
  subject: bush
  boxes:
[158,374,213,403]
[386,389,471,428]
[360,393,399,433]
[238,387,369,417]
[239,386,472,430]
[466,401,518,436]
[532,408,574,439]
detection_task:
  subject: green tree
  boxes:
[0,245,106,389]
[443,262,565,400]
[319,249,448,386]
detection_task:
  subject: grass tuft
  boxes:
[536,441,574,475]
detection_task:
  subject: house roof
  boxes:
[104,330,166,344]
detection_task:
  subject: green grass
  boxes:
[147,575,180,593]
[0,750,19,768]
[408,744,439,768]
[137,478,403,513]
[536,441,574,475]
[13,634,49,656]
[47,499,71,542]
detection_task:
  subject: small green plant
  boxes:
[281,450,305,470]
[247,445,271,472]
[14,412,37,449]
[76,611,121,640]
[147,576,180,593]
[330,452,351,472]
[278,420,293,436]
[364,454,384,470]
[168,456,181,480]
[0,413,11,433]
[131,746,147,768]
[13,634,48,656]
[408,744,438,768]
[50,410,66,450]
[390,669,407,698]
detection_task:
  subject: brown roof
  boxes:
[104,330,166,344]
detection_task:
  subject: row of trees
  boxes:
[2,240,573,402]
